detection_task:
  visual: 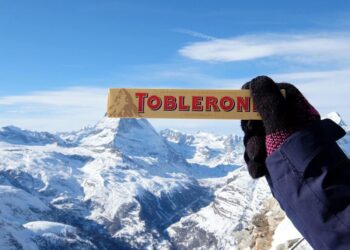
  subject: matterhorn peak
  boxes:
[74,116,185,164]
[78,116,158,148]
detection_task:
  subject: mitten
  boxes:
[241,76,320,178]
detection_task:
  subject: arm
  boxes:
[266,119,350,250]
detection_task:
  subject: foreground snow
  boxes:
[23,221,77,236]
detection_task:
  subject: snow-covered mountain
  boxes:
[0,116,238,249]
[167,168,271,249]
[160,129,243,168]
[0,113,348,249]
[0,126,67,146]
[324,112,350,156]
[324,112,349,131]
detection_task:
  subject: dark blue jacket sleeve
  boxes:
[265,119,350,250]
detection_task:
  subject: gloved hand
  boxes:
[241,76,320,178]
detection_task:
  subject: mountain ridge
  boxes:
[0,112,348,249]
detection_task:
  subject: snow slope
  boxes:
[0,117,231,249]
[160,129,243,168]
[0,113,348,249]
[167,167,271,250]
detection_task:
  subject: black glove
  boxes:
[241,76,320,178]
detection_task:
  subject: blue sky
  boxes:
[1,0,350,134]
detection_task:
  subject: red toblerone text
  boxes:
[135,93,257,113]
[107,88,265,120]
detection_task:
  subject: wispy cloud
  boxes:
[0,87,107,132]
[0,87,107,107]
[173,28,217,40]
[179,33,350,64]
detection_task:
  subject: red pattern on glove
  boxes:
[265,130,292,156]
[265,95,320,156]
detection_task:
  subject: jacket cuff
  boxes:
[266,119,346,181]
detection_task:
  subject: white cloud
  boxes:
[0,71,349,135]
[179,33,350,63]
[0,87,107,107]
[177,31,350,124]
[271,69,350,119]
[0,87,107,132]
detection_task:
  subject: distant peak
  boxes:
[0,125,66,146]
[325,112,348,129]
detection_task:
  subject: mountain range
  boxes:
[0,113,348,250]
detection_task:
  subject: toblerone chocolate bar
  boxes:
[107,88,285,120]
